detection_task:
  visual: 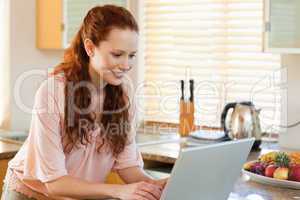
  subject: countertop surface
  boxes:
[137,133,300,200]
[0,137,22,159]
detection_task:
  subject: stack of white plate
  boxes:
[190,130,226,141]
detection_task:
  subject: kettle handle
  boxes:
[240,101,254,107]
[221,102,237,136]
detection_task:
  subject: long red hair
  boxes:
[52,5,138,156]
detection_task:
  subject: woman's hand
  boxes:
[116,181,163,200]
[145,178,168,189]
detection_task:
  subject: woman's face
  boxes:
[87,28,138,86]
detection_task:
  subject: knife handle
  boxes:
[180,80,184,100]
[189,79,194,102]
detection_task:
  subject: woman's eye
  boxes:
[129,54,136,59]
[112,53,122,57]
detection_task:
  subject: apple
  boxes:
[289,164,300,182]
[273,167,289,180]
[265,165,277,177]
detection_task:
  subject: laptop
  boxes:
[160,138,255,200]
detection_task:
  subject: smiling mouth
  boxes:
[111,70,124,79]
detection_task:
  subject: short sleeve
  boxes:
[22,78,68,183]
[112,89,144,170]
[112,140,144,171]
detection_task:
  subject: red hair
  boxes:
[52,5,138,156]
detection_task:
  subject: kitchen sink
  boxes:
[0,130,28,142]
[0,130,214,148]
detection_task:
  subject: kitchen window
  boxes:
[140,0,282,133]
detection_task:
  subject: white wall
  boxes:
[129,0,146,123]
[9,0,63,131]
[279,55,300,150]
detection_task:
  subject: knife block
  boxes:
[179,100,195,137]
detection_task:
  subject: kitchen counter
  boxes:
[0,132,299,199]
[0,137,23,195]
[137,133,300,200]
[0,137,22,159]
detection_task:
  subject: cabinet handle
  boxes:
[264,22,271,32]
[61,23,65,32]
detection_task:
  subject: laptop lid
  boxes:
[161,138,255,200]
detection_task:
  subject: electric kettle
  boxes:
[221,101,262,150]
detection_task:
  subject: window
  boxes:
[141,0,282,133]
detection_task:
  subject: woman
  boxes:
[2,5,166,200]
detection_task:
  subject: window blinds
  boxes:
[141,0,282,133]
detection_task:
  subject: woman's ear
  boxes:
[83,39,95,57]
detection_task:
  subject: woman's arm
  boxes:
[117,166,152,183]
[45,175,121,199]
[117,166,168,187]
[45,174,163,200]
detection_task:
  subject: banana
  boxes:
[259,151,278,164]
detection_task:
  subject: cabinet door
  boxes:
[63,0,128,48]
[0,159,10,195]
[37,0,128,49]
[105,172,125,184]
[264,0,300,53]
[36,0,63,49]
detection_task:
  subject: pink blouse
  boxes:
[6,75,143,200]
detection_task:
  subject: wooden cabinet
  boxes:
[36,0,128,49]
[0,159,10,195]
[36,0,62,49]
[105,172,125,184]
[264,0,300,53]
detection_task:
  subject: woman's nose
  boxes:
[120,58,131,71]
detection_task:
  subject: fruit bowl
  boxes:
[242,168,300,189]
[242,151,300,189]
